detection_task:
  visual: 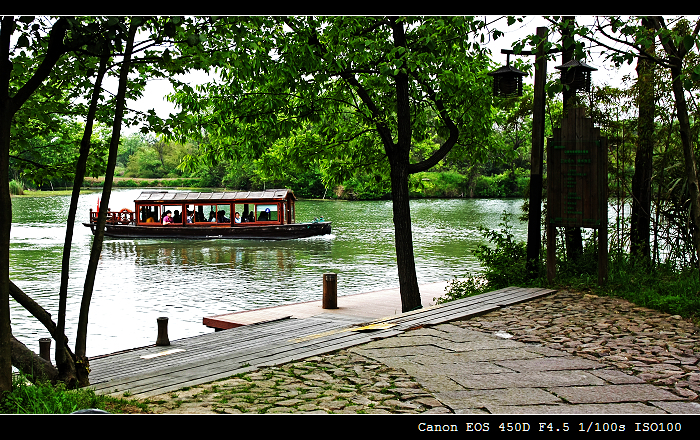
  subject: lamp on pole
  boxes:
[489,27,554,279]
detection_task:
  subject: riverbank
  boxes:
[126,289,699,414]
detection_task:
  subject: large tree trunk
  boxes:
[0,17,13,393]
[390,160,421,312]
[0,16,69,392]
[630,19,656,262]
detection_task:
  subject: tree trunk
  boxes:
[390,160,421,312]
[0,16,69,393]
[669,60,700,273]
[68,52,109,387]
[0,17,13,394]
[11,334,59,383]
[75,22,138,385]
[630,19,655,262]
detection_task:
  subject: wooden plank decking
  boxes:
[203,280,451,329]
[89,285,555,398]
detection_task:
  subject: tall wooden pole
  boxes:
[527,27,548,278]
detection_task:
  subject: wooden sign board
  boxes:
[546,107,608,285]
[547,107,608,228]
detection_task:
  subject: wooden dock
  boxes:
[89,285,555,399]
[202,280,452,329]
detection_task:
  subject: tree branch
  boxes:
[10,18,69,115]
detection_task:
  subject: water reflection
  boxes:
[10,189,528,357]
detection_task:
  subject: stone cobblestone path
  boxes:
[139,289,700,414]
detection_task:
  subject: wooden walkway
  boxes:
[89,286,555,399]
[202,280,451,329]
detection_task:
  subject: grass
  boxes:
[9,180,24,195]
[0,373,151,414]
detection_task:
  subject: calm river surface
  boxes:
[9,189,526,357]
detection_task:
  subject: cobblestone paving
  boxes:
[145,352,451,414]
[141,289,700,414]
[456,290,700,402]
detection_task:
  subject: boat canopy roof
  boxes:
[135,189,296,203]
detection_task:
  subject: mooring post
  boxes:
[323,273,337,309]
[39,338,52,363]
[156,317,170,346]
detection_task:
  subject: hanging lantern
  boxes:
[488,55,528,98]
[555,59,597,93]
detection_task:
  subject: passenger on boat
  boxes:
[186,210,193,223]
[247,211,255,222]
[258,208,270,221]
[209,211,217,222]
[173,210,182,223]
[234,212,241,223]
[162,211,173,225]
[217,210,230,223]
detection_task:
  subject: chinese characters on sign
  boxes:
[546,107,608,284]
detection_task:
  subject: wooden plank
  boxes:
[93,319,395,388]
[90,316,357,382]
[96,328,403,397]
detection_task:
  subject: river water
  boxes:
[9,189,527,357]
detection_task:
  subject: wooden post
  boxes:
[323,273,337,309]
[156,317,170,346]
[527,27,548,279]
[39,338,51,364]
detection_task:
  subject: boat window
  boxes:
[139,205,160,224]
[215,204,231,224]
[162,205,183,224]
[237,204,256,223]
[232,204,243,224]
[256,204,278,222]
[193,204,218,223]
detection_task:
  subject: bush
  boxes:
[0,373,101,414]
[9,180,24,195]
[409,171,466,198]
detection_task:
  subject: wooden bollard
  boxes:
[39,338,52,364]
[156,317,170,346]
[323,273,338,309]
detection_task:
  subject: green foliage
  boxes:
[0,373,101,414]
[9,180,24,195]
[0,372,154,414]
[409,171,467,198]
[166,16,496,194]
[472,170,529,198]
[440,214,700,321]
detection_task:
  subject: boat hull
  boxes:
[83,221,332,240]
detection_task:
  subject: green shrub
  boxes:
[9,180,24,195]
[0,373,101,414]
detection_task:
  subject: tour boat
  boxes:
[83,189,332,240]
